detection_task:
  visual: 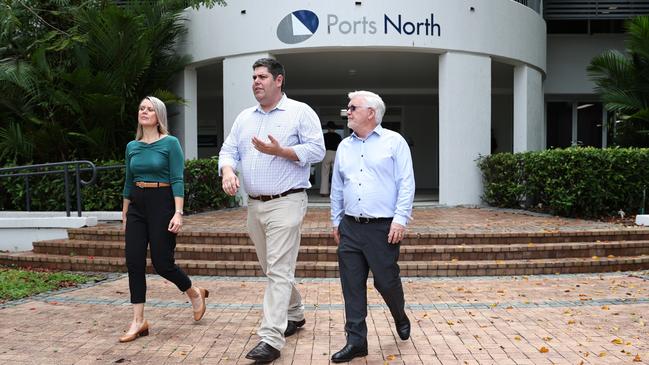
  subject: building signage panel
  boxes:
[278,10,442,44]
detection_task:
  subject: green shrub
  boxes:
[184,158,238,213]
[478,147,649,218]
[0,158,236,213]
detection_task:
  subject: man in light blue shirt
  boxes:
[219,58,325,363]
[330,90,415,363]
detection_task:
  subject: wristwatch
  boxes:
[175,209,184,216]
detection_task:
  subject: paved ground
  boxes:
[1,271,648,365]
[2,206,649,364]
[101,206,644,235]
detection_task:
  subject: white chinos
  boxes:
[246,191,307,350]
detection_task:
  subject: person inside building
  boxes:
[120,96,209,343]
[218,58,325,363]
[330,90,415,363]
[320,121,343,197]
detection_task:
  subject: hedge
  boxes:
[0,158,237,213]
[478,147,649,218]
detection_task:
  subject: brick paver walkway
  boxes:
[2,207,649,364]
[102,206,644,235]
[1,272,648,364]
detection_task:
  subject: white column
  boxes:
[171,67,198,159]
[223,53,270,138]
[222,53,270,205]
[513,64,544,152]
[439,51,491,206]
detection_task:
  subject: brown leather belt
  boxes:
[249,188,305,202]
[135,181,170,188]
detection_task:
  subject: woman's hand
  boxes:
[122,210,127,232]
[168,212,183,233]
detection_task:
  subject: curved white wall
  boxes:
[182,0,546,72]
[178,0,547,206]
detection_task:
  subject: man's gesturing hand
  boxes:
[252,134,284,156]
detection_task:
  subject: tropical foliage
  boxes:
[479,147,649,218]
[0,0,225,165]
[588,15,649,146]
[0,158,236,212]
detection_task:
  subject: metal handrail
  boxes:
[0,161,98,217]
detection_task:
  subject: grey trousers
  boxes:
[337,215,407,346]
[247,191,307,350]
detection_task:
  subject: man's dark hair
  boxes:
[252,58,286,91]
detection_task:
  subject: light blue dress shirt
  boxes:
[330,124,415,227]
[218,94,325,196]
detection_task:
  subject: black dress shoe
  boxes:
[244,341,280,363]
[284,318,306,337]
[395,315,411,340]
[331,343,368,363]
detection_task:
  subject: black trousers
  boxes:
[337,216,407,346]
[125,186,191,304]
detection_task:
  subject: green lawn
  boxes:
[0,267,103,302]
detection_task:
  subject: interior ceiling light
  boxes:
[577,103,594,109]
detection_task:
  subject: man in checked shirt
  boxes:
[218,57,325,363]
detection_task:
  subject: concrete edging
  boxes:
[0,211,120,252]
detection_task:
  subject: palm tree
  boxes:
[588,16,649,129]
[0,0,225,165]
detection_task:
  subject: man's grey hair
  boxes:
[348,90,385,125]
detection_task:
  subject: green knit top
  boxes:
[122,135,184,198]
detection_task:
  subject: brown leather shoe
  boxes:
[119,320,149,343]
[189,287,209,321]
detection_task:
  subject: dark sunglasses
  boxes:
[346,105,370,112]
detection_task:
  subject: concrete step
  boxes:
[67,227,649,246]
[32,239,649,261]
[2,252,648,277]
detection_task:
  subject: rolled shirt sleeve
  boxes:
[292,107,326,166]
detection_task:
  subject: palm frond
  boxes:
[0,122,34,163]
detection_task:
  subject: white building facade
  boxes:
[171,0,638,205]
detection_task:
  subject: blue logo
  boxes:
[277,10,319,44]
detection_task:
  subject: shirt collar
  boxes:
[351,124,384,140]
[255,93,287,114]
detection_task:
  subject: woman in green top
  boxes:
[119,96,209,343]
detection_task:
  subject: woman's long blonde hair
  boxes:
[136,96,170,140]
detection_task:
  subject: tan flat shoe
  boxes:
[189,287,209,321]
[119,320,149,343]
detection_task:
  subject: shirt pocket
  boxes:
[269,121,299,147]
